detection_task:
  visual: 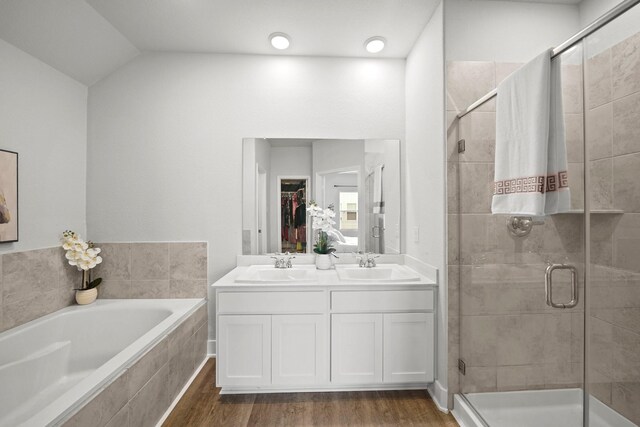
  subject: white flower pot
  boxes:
[315,254,332,270]
[75,288,98,305]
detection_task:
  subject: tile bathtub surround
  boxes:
[63,304,208,427]
[93,242,208,299]
[0,246,80,332]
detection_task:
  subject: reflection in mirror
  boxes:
[242,138,400,255]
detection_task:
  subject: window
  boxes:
[339,192,358,230]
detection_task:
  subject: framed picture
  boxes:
[0,149,18,243]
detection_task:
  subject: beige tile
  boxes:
[565,113,584,163]
[459,163,492,214]
[447,162,459,214]
[613,152,640,213]
[591,316,614,379]
[169,242,207,280]
[129,363,170,427]
[169,280,207,298]
[590,214,617,266]
[543,313,573,363]
[589,367,612,405]
[568,162,584,211]
[131,243,169,281]
[127,338,168,399]
[612,31,640,101]
[460,366,497,393]
[460,315,498,367]
[571,312,584,364]
[497,365,545,391]
[130,280,171,298]
[496,314,545,366]
[562,63,584,115]
[93,243,131,281]
[194,322,208,364]
[459,214,496,265]
[63,371,129,427]
[586,103,612,160]
[2,247,60,304]
[105,404,129,427]
[98,280,132,299]
[587,49,612,109]
[612,382,640,425]
[543,362,582,387]
[613,91,640,156]
[448,214,460,265]
[590,158,613,210]
[613,213,640,273]
[613,326,640,382]
[168,316,197,360]
[458,111,496,163]
[447,61,495,113]
[2,289,64,330]
[193,304,208,329]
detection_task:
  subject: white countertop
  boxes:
[212,263,437,289]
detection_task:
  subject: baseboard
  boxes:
[427,380,449,413]
[155,356,210,427]
[207,339,216,357]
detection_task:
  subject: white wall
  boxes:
[405,1,446,397]
[580,0,640,57]
[446,0,580,62]
[579,0,623,27]
[0,39,87,254]
[87,53,405,347]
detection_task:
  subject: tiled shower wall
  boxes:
[0,242,207,333]
[585,30,640,424]
[446,58,586,407]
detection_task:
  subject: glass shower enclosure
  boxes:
[449,2,640,426]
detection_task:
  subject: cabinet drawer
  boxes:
[331,290,434,312]
[218,291,325,314]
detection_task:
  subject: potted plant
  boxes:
[61,230,103,305]
[307,202,337,270]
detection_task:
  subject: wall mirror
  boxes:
[242,138,401,255]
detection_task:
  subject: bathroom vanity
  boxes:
[212,259,437,394]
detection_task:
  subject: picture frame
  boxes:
[0,149,18,243]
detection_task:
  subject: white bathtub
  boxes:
[0,298,206,427]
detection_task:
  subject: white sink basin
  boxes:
[335,264,420,283]
[235,265,318,283]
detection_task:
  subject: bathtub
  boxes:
[0,298,207,427]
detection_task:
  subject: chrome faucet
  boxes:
[271,252,295,269]
[353,252,379,268]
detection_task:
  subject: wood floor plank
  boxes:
[163,359,459,427]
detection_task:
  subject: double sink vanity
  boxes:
[212,256,437,394]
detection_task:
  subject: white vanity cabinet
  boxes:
[215,276,436,393]
[216,290,328,388]
[331,290,435,385]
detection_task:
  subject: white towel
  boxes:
[372,164,385,214]
[491,49,571,216]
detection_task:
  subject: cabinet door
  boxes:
[331,313,383,384]
[383,313,434,383]
[217,315,271,387]
[272,314,327,386]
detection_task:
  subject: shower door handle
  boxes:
[545,264,579,309]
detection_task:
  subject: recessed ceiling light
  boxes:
[365,37,386,54]
[269,33,290,50]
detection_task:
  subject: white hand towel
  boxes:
[491,49,571,216]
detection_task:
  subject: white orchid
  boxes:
[61,230,103,271]
[307,202,337,254]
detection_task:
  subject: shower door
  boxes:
[450,43,587,427]
[451,3,640,425]
[584,4,640,426]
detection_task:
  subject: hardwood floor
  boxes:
[163,359,459,427]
